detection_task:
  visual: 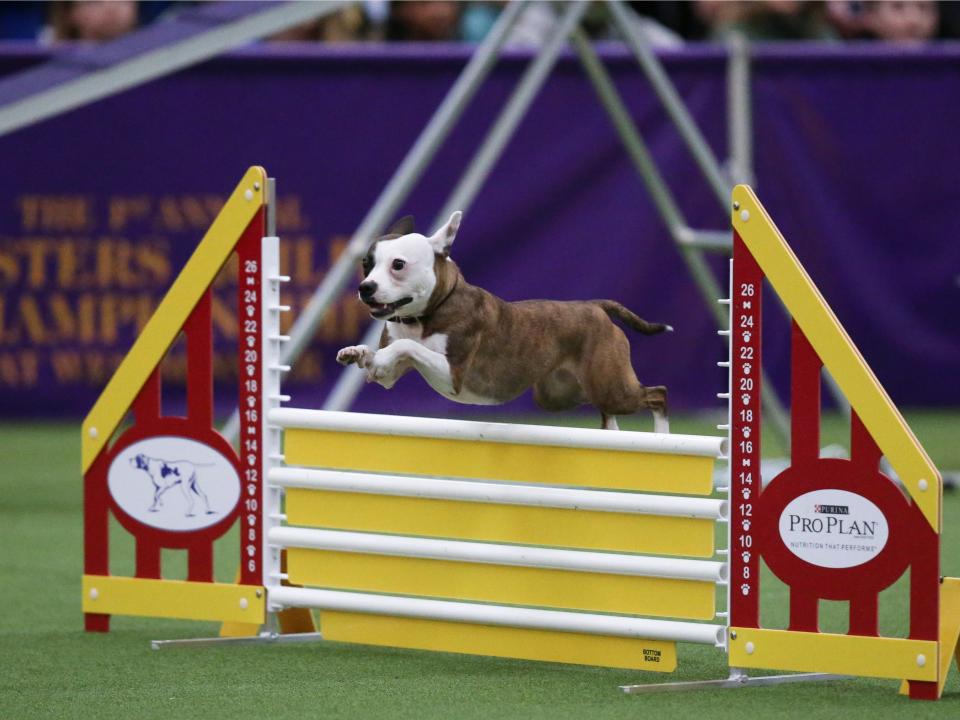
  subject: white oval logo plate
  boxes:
[108,436,240,532]
[778,489,889,569]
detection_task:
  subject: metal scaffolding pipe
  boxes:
[607,0,732,210]
[434,0,591,224]
[726,31,755,187]
[0,1,348,139]
[223,0,529,439]
[324,0,589,412]
[571,28,790,449]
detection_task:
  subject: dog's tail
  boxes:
[594,300,673,335]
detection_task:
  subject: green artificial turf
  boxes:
[0,414,958,719]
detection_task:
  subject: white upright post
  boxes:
[261,233,289,618]
[724,258,734,653]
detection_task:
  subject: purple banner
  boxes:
[1,43,958,421]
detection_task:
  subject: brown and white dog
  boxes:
[336,213,672,431]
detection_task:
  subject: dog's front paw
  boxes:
[367,347,401,388]
[337,345,373,367]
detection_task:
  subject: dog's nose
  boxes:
[359,280,378,301]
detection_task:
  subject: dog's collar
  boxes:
[388,275,459,325]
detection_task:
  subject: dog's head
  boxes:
[358,211,461,320]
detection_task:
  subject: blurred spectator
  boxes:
[827,0,940,40]
[504,1,682,48]
[49,0,137,42]
[461,2,500,43]
[825,0,869,37]
[388,1,461,41]
[862,0,939,41]
[268,5,372,42]
[0,0,953,47]
[696,0,837,40]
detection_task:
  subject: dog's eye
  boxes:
[392,259,406,271]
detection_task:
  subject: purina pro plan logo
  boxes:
[778,489,889,569]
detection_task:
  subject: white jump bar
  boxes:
[270,467,727,520]
[269,587,726,646]
[270,527,727,582]
[269,408,727,458]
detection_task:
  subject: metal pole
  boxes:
[728,32,840,440]
[0,1,349,139]
[571,29,724,322]
[571,28,790,448]
[223,0,528,437]
[434,0,591,224]
[606,0,731,210]
[324,0,590,412]
[570,30,687,243]
[726,31,754,187]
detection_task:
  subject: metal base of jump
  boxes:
[151,631,323,651]
[620,669,850,694]
[150,633,848,698]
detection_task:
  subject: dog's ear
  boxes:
[428,211,461,257]
[386,215,415,236]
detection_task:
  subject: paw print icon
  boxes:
[741,583,751,596]
[741,519,751,532]
[741,551,751,563]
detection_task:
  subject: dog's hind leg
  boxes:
[601,414,620,431]
[582,326,669,433]
[638,384,670,434]
[653,409,669,434]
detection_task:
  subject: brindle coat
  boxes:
[377,252,669,426]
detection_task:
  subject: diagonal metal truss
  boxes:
[0,1,348,139]
[259,0,795,447]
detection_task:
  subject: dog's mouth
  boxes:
[364,296,413,319]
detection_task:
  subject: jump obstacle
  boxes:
[81,167,960,699]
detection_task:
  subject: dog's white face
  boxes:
[360,211,461,320]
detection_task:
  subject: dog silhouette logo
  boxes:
[129,454,215,517]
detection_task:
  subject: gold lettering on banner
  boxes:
[2,192,357,397]
[0,244,19,286]
[137,242,171,285]
[0,350,39,387]
[18,196,92,232]
[108,196,151,231]
[19,296,47,344]
[275,196,307,232]
[51,351,84,383]
[24,239,53,289]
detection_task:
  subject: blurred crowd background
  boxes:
[1,0,958,46]
[1,2,958,420]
